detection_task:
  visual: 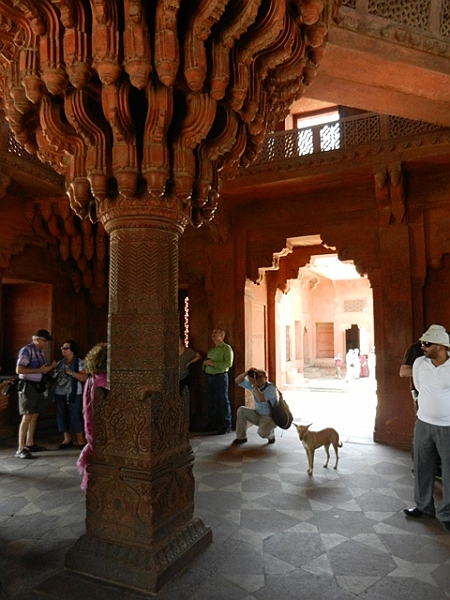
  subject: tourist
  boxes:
[203,328,234,434]
[15,329,56,459]
[52,340,88,449]
[77,342,108,490]
[232,368,277,445]
[403,325,450,530]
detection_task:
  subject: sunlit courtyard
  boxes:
[283,374,378,442]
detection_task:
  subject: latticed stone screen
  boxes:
[388,116,440,138]
[255,112,443,165]
[320,123,341,151]
[7,131,42,165]
[441,0,450,37]
[341,114,381,147]
[344,299,365,313]
[297,129,314,156]
[368,0,431,30]
[342,0,357,8]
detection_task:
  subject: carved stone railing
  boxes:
[254,112,444,165]
[0,125,65,192]
[6,130,45,167]
[339,0,450,56]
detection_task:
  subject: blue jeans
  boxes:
[206,373,231,431]
[54,393,84,433]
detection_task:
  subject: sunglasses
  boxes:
[421,341,434,347]
[61,346,71,351]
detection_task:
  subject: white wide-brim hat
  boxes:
[419,324,450,347]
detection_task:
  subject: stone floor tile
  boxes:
[1,407,450,600]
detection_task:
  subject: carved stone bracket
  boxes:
[0,0,335,227]
[374,162,405,226]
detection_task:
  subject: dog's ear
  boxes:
[306,423,312,429]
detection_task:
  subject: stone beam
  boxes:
[305,23,450,126]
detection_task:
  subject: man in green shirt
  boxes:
[204,328,234,434]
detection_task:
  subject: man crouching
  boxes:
[232,368,277,445]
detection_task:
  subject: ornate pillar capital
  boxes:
[97,195,189,236]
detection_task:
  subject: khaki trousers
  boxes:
[235,406,276,440]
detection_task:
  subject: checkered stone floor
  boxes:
[1,418,450,599]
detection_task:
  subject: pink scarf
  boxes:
[77,372,107,491]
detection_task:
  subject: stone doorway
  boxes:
[346,324,360,353]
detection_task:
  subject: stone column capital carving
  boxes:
[97,195,189,236]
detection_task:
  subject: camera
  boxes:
[247,369,258,379]
[2,380,15,395]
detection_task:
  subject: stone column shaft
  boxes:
[66,208,212,594]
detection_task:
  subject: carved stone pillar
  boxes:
[0,0,335,593]
[65,201,212,593]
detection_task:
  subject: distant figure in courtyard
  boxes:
[368,346,376,379]
[52,340,88,449]
[334,353,342,379]
[233,368,277,445]
[352,349,360,379]
[203,328,234,434]
[77,342,108,491]
[359,353,369,377]
[179,336,201,397]
[403,324,450,531]
[345,348,354,382]
[15,329,57,459]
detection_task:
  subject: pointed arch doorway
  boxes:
[245,234,376,436]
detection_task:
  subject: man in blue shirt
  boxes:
[233,368,277,445]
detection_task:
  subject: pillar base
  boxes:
[65,518,212,595]
[373,428,413,450]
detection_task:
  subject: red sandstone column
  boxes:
[373,225,416,449]
[65,202,211,593]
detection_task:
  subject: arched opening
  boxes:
[244,234,376,439]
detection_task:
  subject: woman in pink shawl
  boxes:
[77,342,108,490]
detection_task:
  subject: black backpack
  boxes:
[269,388,293,430]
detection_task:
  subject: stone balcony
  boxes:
[222,111,450,198]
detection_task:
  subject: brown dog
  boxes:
[294,423,342,475]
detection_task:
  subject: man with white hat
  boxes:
[403,324,450,531]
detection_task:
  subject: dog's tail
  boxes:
[338,442,343,448]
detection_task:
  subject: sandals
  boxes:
[58,441,73,450]
[25,444,47,452]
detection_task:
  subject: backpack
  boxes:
[269,388,293,430]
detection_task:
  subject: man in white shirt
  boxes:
[403,324,450,531]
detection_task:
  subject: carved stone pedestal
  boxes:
[66,520,212,594]
[65,202,212,594]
